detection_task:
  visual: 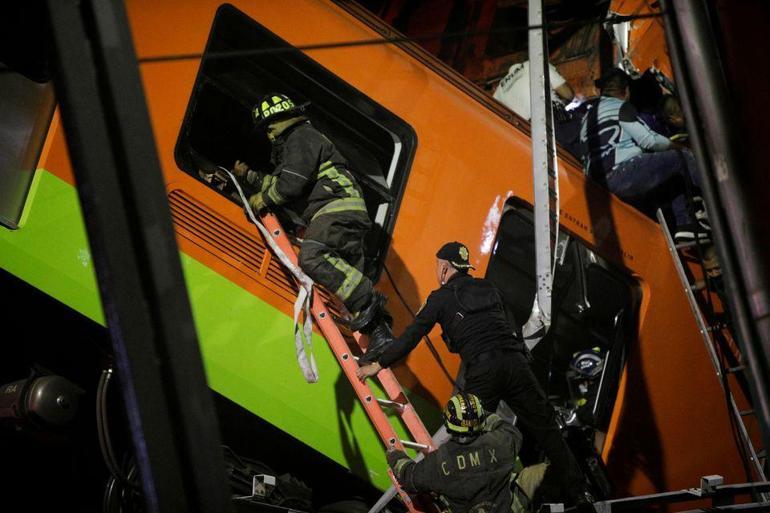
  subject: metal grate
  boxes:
[168,188,347,320]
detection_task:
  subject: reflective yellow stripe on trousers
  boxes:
[322,253,363,302]
[311,197,367,221]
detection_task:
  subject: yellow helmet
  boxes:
[253,93,309,127]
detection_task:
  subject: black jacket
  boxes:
[388,414,522,513]
[259,120,367,223]
[378,273,521,368]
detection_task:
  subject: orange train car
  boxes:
[0,0,760,504]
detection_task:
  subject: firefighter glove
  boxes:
[248,192,267,212]
[233,160,250,178]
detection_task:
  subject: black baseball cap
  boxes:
[436,241,476,270]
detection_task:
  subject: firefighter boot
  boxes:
[349,291,387,333]
[359,316,395,365]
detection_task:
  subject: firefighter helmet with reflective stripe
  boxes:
[443,393,486,436]
[253,93,309,127]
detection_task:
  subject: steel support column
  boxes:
[661,0,770,458]
[45,1,231,511]
[525,0,558,347]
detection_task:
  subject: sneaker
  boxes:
[674,224,712,245]
[692,196,711,232]
[695,209,711,232]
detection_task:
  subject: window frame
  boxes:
[485,197,641,430]
[174,3,418,279]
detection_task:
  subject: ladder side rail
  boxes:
[657,210,767,483]
[657,210,722,376]
[352,332,436,451]
[259,214,403,449]
[259,213,428,512]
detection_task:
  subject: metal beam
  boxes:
[45,1,231,511]
[660,0,770,459]
[524,0,559,347]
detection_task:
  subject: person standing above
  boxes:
[579,69,709,243]
[388,392,548,513]
[356,242,595,512]
[234,93,393,363]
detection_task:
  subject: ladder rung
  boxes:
[675,241,698,250]
[726,365,746,373]
[740,409,755,417]
[377,398,405,411]
[400,440,430,451]
[690,280,706,292]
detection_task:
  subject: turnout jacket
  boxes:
[388,414,522,513]
[378,273,521,368]
[245,120,367,224]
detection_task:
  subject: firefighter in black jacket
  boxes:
[388,393,527,513]
[235,93,392,361]
[357,242,596,512]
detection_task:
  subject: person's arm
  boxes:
[356,292,442,382]
[387,450,441,495]
[548,63,574,102]
[261,129,319,209]
[619,102,672,152]
[380,291,443,368]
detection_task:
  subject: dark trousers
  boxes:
[464,351,586,499]
[606,148,701,226]
[298,211,373,313]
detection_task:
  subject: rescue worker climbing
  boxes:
[357,242,596,512]
[234,93,393,363]
[388,393,548,513]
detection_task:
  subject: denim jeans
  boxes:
[605,149,700,226]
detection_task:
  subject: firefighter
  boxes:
[356,242,596,512]
[234,93,392,362]
[388,392,547,513]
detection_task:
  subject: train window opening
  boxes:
[175,4,417,277]
[0,68,55,229]
[485,198,640,432]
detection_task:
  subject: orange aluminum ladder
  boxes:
[259,211,436,513]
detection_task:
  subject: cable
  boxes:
[136,12,664,64]
[96,368,123,481]
[382,263,459,389]
[101,368,123,479]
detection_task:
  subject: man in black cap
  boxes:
[233,93,393,362]
[356,242,596,512]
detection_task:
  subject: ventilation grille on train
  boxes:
[169,190,298,298]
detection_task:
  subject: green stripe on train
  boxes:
[0,170,440,489]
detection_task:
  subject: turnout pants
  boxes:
[464,351,587,500]
[298,210,373,314]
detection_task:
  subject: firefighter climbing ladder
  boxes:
[657,210,768,485]
[258,210,436,513]
[219,167,437,512]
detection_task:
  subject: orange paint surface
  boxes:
[35,0,755,500]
